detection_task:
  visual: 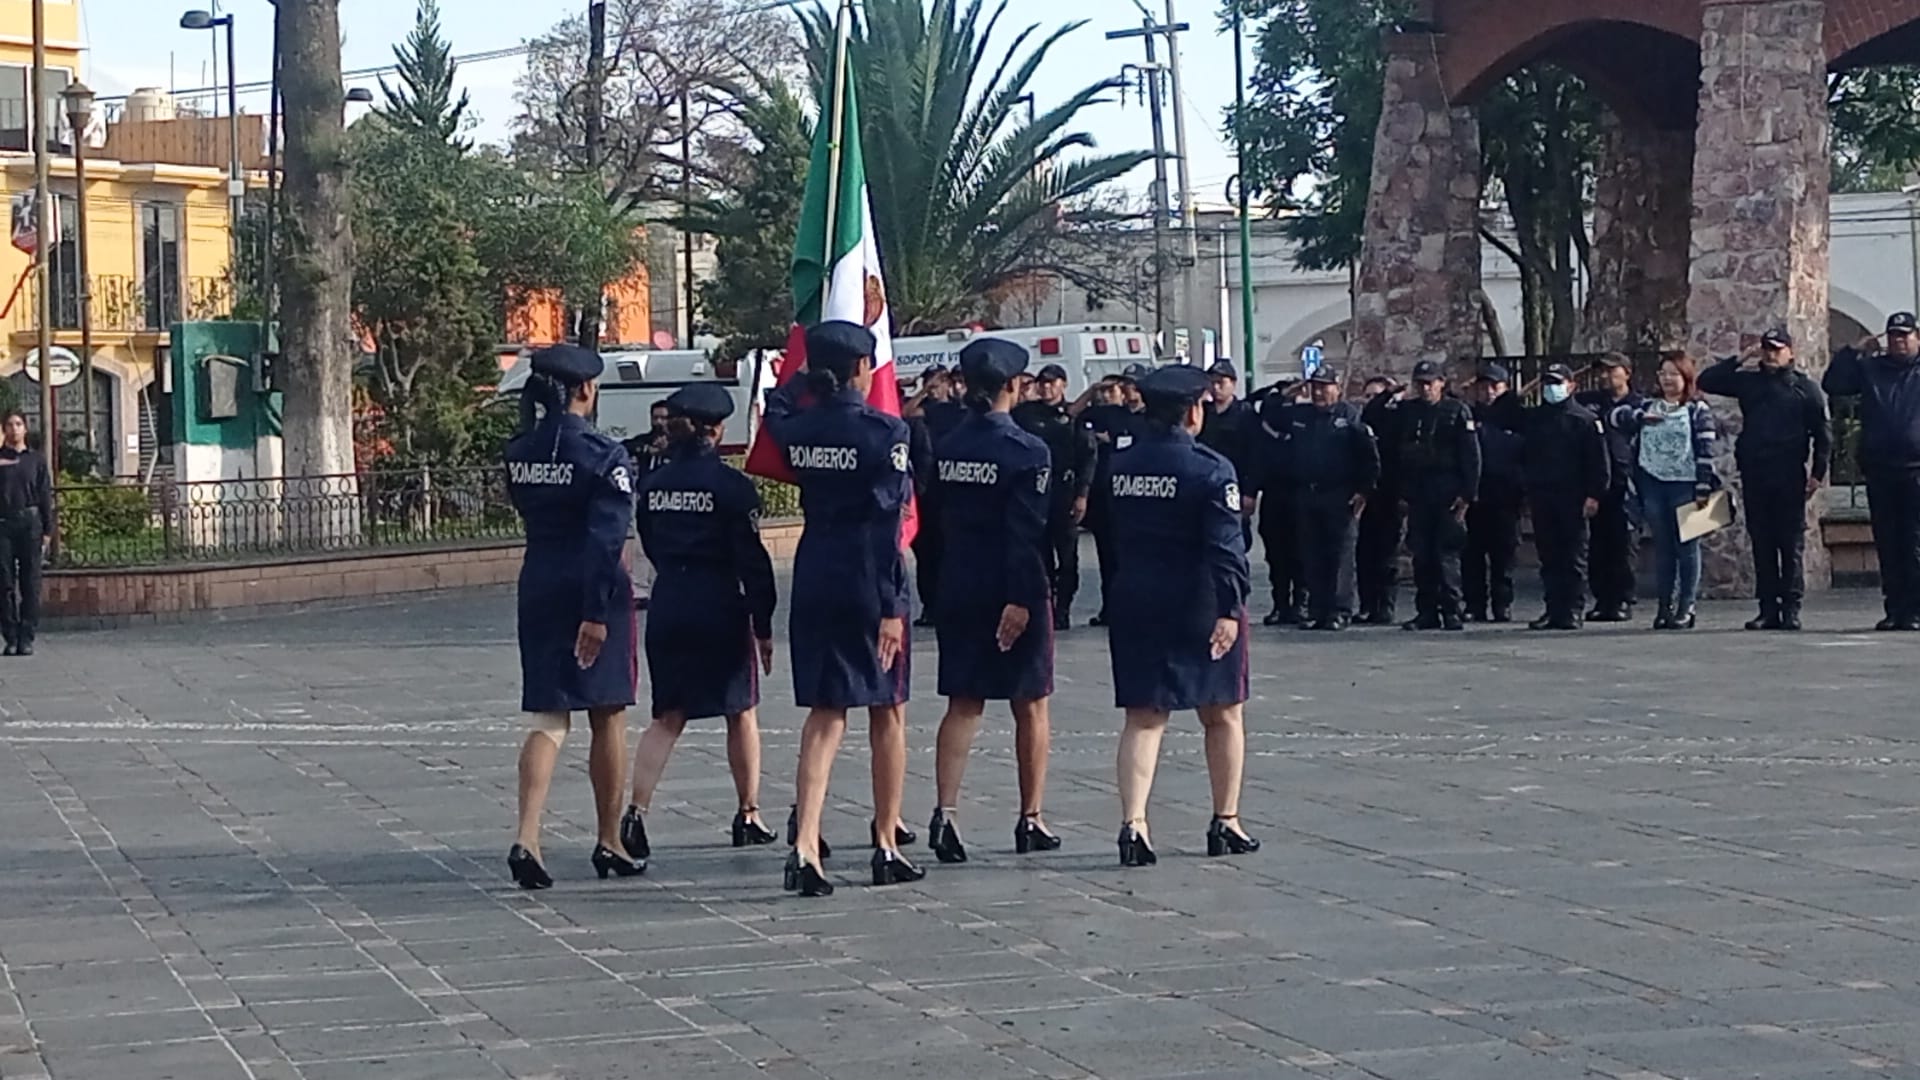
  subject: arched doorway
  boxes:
[5,368,116,475]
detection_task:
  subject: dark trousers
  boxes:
[1743,465,1808,613]
[1866,467,1920,620]
[1044,496,1081,615]
[913,502,944,619]
[1588,482,1637,611]
[1407,493,1466,619]
[1356,496,1404,619]
[1296,489,1358,622]
[1531,494,1591,619]
[1463,492,1522,618]
[1258,489,1305,613]
[0,513,44,648]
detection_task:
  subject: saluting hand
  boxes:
[1450,497,1469,521]
[757,637,775,675]
[1859,334,1882,354]
[574,621,608,669]
[1209,617,1239,662]
[877,616,905,672]
[1349,493,1367,517]
[1805,475,1823,500]
[995,604,1030,652]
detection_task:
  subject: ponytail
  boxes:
[519,372,567,434]
[961,370,1009,413]
[664,415,718,448]
[805,367,844,398]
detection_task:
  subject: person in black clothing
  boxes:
[1355,377,1406,624]
[1288,367,1380,630]
[1576,353,1647,622]
[1248,379,1310,624]
[1464,365,1525,623]
[1824,311,1920,631]
[1081,368,1148,625]
[1200,361,1258,549]
[907,367,967,628]
[1013,363,1098,630]
[1697,328,1832,631]
[1394,361,1481,631]
[0,410,53,657]
[1517,365,1611,630]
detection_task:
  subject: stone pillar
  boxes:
[1684,0,1832,598]
[1350,32,1482,383]
[1583,112,1694,353]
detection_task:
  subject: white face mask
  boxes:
[1543,383,1571,405]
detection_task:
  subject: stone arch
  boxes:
[1828,0,1920,66]
[1270,299,1353,368]
[1448,17,1702,128]
[1828,283,1884,341]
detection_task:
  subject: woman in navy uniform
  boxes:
[925,339,1061,865]
[1105,365,1260,868]
[503,344,646,889]
[618,383,781,864]
[761,320,925,897]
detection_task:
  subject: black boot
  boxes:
[1745,604,1780,631]
[1653,603,1675,631]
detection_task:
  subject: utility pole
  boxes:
[681,82,695,349]
[1160,0,1203,366]
[1230,0,1256,382]
[578,0,606,348]
[1107,20,1179,351]
[31,0,55,477]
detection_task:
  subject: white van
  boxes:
[891,324,1158,398]
[496,347,778,454]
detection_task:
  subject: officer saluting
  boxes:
[1289,367,1380,631]
[927,339,1061,864]
[619,383,780,867]
[1824,312,1920,631]
[1106,365,1259,868]
[761,320,923,897]
[1011,363,1097,629]
[1394,361,1481,631]
[1519,364,1610,630]
[502,344,645,889]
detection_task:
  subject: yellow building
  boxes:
[0,0,252,478]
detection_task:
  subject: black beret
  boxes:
[1206,361,1238,379]
[805,320,876,380]
[958,337,1028,387]
[1411,360,1444,382]
[664,382,734,423]
[1137,364,1213,408]
[530,344,604,386]
[1307,365,1341,385]
[1543,362,1576,383]
[1477,363,1511,383]
[1035,363,1068,382]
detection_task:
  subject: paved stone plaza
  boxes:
[2,585,1920,1080]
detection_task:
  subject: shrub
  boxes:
[57,483,155,561]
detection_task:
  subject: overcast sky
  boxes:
[77,0,1242,200]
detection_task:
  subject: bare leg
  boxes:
[792,707,847,865]
[934,698,986,811]
[586,708,628,850]
[1012,697,1051,819]
[725,709,763,814]
[514,724,565,857]
[868,703,908,852]
[1199,704,1247,832]
[628,711,688,810]
[1117,708,1169,844]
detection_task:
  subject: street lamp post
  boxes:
[180,9,243,280]
[62,81,95,460]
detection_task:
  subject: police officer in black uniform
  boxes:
[1520,364,1611,631]
[927,339,1062,864]
[619,384,780,866]
[1248,378,1311,624]
[1465,365,1525,623]
[1012,363,1097,630]
[1199,361,1258,548]
[502,344,646,889]
[1394,361,1481,631]
[1356,377,1406,624]
[1698,328,1832,631]
[1825,312,1920,631]
[1080,365,1149,625]
[1288,367,1380,630]
[1577,353,1647,622]
[1105,365,1258,868]
[907,367,965,628]
[0,410,53,657]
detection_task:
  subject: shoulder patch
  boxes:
[747,507,761,533]
[1036,469,1050,495]
[610,465,632,494]
[1225,482,1242,513]
[890,443,910,473]
[1465,419,1477,431]
[1334,416,1350,429]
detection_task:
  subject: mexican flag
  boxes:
[744,1,918,546]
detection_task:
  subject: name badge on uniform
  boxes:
[1465,419,1477,431]
[1116,434,1134,450]
[1334,417,1350,429]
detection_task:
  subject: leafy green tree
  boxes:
[377,0,472,150]
[799,0,1154,332]
[1830,68,1920,193]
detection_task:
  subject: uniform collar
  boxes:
[669,438,718,461]
[974,410,1016,427]
[828,386,866,407]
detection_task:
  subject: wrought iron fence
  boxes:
[52,467,521,569]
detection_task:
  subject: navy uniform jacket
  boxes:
[1362,390,1406,501]
[1520,400,1611,505]
[1578,389,1648,488]
[1824,347,1920,471]
[1081,402,1143,525]
[1198,397,1258,482]
[762,382,914,709]
[1287,401,1381,496]
[1012,399,1097,504]
[933,411,1054,701]
[1475,394,1527,502]
[505,413,638,713]
[1394,397,1482,504]
[1105,426,1252,711]
[1243,396,1298,500]
[922,399,966,445]
[635,440,777,720]
[1698,358,1833,480]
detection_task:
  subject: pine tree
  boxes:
[378,0,471,149]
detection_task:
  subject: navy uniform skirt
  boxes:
[517,562,638,713]
[936,600,1054,702]
[644,568,758,720]
[1107,608,1249,712]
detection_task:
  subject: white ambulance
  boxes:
[891,324,1159,397]
[495,347,779,454]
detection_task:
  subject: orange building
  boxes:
[505,243,655,349]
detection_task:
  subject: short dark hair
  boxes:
[1,409,25,427]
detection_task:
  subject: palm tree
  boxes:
[801,0,1153,333]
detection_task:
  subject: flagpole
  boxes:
[819,0,854,314]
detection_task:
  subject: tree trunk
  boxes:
[278,0,355,480]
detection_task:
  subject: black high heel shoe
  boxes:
[619,805,651,861]
[733,808,777,847]
[592,843,646,879]
[784,850,834,896]
[508,844,552,890]
[871,847,926,886]
[1014,815,1061,854]
[1206,816,1261,857]
[928,809,968,864]
[787,806,831,859]
[1117,823,1157,867]
[871,820,917,848]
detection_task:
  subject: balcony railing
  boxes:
[9,274,234,335]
